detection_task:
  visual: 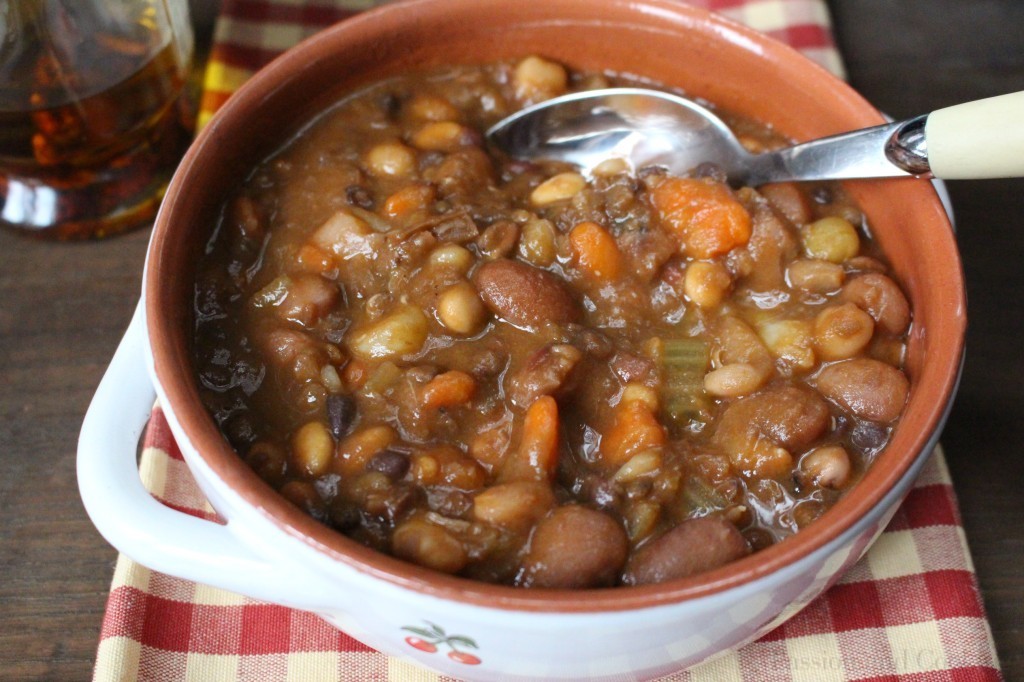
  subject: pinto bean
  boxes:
[840,273,911,335]
[797,445,852,489]
[425,147,494,197]
[703,363,764,398]
[518,506,628,588]
[623,516,750,585]
[813,303,875,361]
[291,421,334,476]
[787,258,845,293]
[475,220,520,260]
[474,259,580,329]
[815,358,909,423]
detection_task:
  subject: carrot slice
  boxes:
[502,396,560,482]
[601,397,667,469]
[382,184,436,219]
[421,370,477,409]
[569,221,622,281]
[651,177,752,259]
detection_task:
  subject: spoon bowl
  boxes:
[487,87,1024,184]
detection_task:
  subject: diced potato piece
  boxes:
[311,210,376,260]
[347,304,430,360]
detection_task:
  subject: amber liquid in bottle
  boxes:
[0,2,194,239]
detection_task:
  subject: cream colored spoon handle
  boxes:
[926,91,1024,179]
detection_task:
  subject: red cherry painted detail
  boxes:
[405,636,438,653]
[448,651,482,665]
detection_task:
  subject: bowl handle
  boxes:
[77,303,320,607]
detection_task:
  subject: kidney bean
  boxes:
[474,259,580,329]
[623,515,750,585]
[814,358,909,423]
[609,351,655,384]
[718,385,830,452]
[714,385,830,478]
[518,506,628,588]
[840,273,911,336]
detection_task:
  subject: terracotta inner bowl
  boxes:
[147,0,965,611]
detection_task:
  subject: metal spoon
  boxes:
[486,87,1024,185]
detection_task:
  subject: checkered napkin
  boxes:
[93,1,1003,680]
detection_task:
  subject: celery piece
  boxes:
[249,275,292,308]
[660,337,709,426]
[682,476,728,513]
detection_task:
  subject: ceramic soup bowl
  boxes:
[79,0,965,679]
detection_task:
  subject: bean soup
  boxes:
[192,57,912,588]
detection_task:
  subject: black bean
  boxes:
[378,91,401,118]
[223,412,258,448]
[345,184,374,209]
[851,419,890,455]
[326,393,357,439]
[574,473,620,510]
[367,483,418,522]
[366,448,411,480]
[504,159,540,176]
[323,327,347,345]
[329,499,361,530]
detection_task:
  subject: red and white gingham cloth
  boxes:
[93,1,1002,680]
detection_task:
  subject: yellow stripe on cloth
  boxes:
[198,62,256,129]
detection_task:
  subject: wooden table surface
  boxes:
[1,1,1021,679]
